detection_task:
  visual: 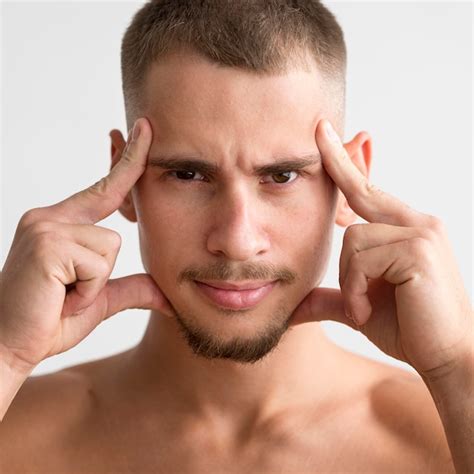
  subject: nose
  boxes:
[206,185,270,261]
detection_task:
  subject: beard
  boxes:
[165,259,298,364]
[172,304,294,364]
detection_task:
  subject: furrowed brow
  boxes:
[148,156,217,175]
[254,154,321,175]
[148,153,321,175]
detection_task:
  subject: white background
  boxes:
[1,1,472,376]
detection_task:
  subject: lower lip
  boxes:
[194,281,277,310]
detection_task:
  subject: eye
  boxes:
[167,170,207,181]
[262,171,300,185]
[165,169,300,185]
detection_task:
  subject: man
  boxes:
[0,0,472,472]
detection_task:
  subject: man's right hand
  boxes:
[0,117,173,375]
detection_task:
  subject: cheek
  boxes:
[133,182,204,283]
[280,177,336,285]
[138,202,200,273]
[281,174,335,236]
[137,172,202,224]
[134,173,336,287]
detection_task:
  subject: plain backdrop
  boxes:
[1,1,472,377]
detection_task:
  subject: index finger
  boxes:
[316,119,425,227]
[50,117,152,224]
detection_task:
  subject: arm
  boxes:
[421,346,474,474]
[0,347,33,422]
[0,118,168,422]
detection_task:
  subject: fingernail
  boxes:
[325,121,341,144]
[132,119,141,141]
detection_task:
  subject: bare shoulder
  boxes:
[0,361,98,470]
[364,358,455,473]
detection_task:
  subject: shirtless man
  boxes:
[0,1,472,473]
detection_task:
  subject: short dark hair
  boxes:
[121,0,346,128]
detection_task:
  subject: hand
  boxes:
[0,117,174,373]
[290,119,473,381]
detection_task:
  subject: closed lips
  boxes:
[195,280,275,291]
[194,280,278,310]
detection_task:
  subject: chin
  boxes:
[170,299,294,364]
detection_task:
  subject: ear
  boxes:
[334,131,372,227]
[109,128,138,222]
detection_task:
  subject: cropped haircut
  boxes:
[121,0,347,129]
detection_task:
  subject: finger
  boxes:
[50,117,152,224]
[103,274,175,320]
[342,238,422,325]
[52,222,122,276]
[59,274,175,354]
[289,287,358,329]
[338,223,425,289]
[60,242,112,316]
[316,119,428,227]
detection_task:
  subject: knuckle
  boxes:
[348,251,363,273]
[88,177,124,206]
[343,223,363,244]
[27,220,54,237]
[108,230,122,250]
[338,150,349,162]
[364,180,383,197]
[409,237,432,260]
[96,255,112,277]
[425,215,446,234]
[30,232,60,261]
[89,177,109,198]
[416,226,437,242]
[120,149,134,165]
[18,208,43,229]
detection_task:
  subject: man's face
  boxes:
[131,52,339,363]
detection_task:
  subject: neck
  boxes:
[122,310,345,425]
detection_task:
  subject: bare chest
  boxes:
[19,415,420,474]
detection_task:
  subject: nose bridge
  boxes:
[207,181,269,260]
[224,181,254,224]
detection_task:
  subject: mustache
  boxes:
[179,261,297,285]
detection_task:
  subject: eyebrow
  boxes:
[148,152,321,176]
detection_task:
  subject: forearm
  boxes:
[0,346,33,422]
[421,347,474,474]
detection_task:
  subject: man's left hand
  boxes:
[290,119,473,382]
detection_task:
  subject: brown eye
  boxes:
[176,170,196,180]
[269,171,298,184]
[169,170,206,181]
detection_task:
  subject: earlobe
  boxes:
[109,129,138,223]
[334,131,373,227]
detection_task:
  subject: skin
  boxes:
[111,53,373,431]
[0,51,459,472]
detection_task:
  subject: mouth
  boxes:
[193,280,278,310]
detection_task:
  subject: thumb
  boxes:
[53,273,175,358]
[103,273,175,320]
[289,287,357,328]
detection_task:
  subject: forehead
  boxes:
[142,51,327,156]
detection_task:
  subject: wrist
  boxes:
[421,342,473,397]
[420,343,474,474]
[420,342,473,434]
[0,344,35,422]
[0,341,36,377]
